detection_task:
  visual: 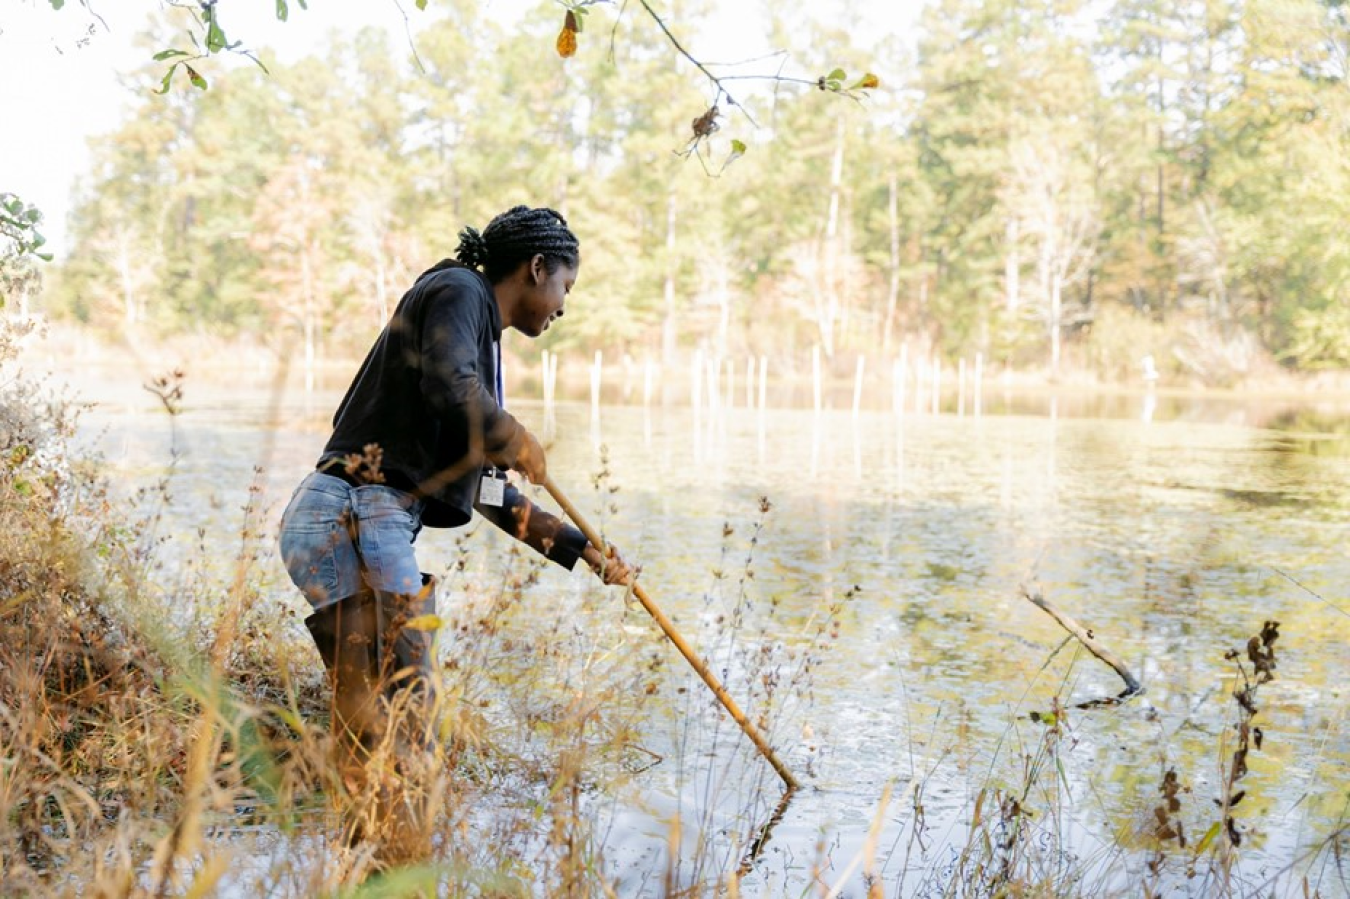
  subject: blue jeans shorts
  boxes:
[278,471,426,610]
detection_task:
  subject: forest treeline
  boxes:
[9,0,1350,384]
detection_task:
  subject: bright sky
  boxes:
[1,1,918,260]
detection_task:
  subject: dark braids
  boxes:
[454,205,580,284]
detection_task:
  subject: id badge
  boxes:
[479,469,506,507]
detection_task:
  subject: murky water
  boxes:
[68,367,1350,896]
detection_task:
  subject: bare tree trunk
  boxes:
[1039,233,1055,374]
[374,251,389,325]
[1051,270,1063,374]
[819,115,846,359]
[882,172,901,356]
[117,249,137,330]
[661,190,678,370]
[715,252,730,356]
[1005,217,1020,315]
[302,244,316,394]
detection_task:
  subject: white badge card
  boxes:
[479,470,506,507]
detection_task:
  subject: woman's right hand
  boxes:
[513,429,547,484]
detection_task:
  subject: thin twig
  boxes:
[388,0,427,74]
[1272,567,1350,621]
[634,0,760,130]
[636,0,736,104]
[1021,586,1142,699]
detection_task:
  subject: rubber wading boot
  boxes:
[376,574,441,716]
[304,591,387,847]
[369,573,441,867]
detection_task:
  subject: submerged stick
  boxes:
[736,785,798,876]
[543,475,801,792]
[1022,587,1142,699]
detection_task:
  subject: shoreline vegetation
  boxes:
[2,317,1347,895]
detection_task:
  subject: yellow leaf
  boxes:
[403,614,443,632]
[860,73,880,89]
[1195,821,1222,854]
[556,21,578,58]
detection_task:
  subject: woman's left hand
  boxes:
[583,542,635,586]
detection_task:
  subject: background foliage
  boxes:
[8,0,1350,381]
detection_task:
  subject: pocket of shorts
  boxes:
[279,521,345,606]
[278,476,356,607]
[351,486,423,593]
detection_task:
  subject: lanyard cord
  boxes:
[494,340,505,408]
[484,341,506,480]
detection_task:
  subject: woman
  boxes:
[277,205,632,860]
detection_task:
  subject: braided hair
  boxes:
[454,206,580,284]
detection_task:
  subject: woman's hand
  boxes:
[582,542,635,586]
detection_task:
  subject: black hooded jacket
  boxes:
[319,260,585,568]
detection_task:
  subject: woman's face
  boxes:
[517,255,578,338]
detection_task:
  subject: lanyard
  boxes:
[480,340,509,506]
[494,340,505,407]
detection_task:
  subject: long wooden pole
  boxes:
[543,475,800,792]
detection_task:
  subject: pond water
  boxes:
[68,367,1350,896]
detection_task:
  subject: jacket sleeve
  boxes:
[418,279,526,469]
[475,483,588,570]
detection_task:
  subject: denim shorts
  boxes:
[278,471,426,610]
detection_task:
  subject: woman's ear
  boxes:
[530,253,546,284]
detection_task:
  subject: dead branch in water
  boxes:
[1021,586,1143,701]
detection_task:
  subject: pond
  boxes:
[71,366,1350,896]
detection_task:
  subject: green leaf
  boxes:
[205,13,228,53]
[153,48,190,61]
[415,0,427,8]
[186,65,208,90]
[826,67,847,82]
[730,139,747,155]
[275,0,288,22]
[1195,821,1222,855]
[156,63,180,95]
[48,0,65,9]
[297,0,307,8]
[35,252,53,263]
